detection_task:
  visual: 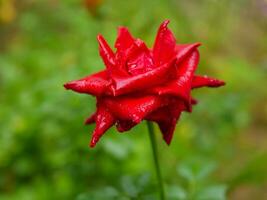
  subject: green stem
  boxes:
[146,121,165,200]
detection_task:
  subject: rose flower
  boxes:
[64,20,225,148]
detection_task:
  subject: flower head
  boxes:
[64,20,225,147]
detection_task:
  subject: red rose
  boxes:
[64,20,225,148]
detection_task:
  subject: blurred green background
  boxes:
[0,0,267,199]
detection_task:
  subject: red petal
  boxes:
[153,20,176,66]
[64,70,111,96]
[113,27,136,72]
[110,60,176,96]
[126,39,154,75]
[192,75,225,89]
[115,27,135,52]
[90,104,115,147]
[100,95,169,123]
[158,118,179,145]
[84,112,96,125]
[116,120,136,132]
[97,34,115,69]
[191,98,198,105]
[147,49,200,109]
[146,101,185,145]
[176,49,200,100]
[147,80,188,102]
[175,43,201,64]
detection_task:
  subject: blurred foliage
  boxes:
[0,0,267,199]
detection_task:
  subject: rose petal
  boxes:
[116,120,137,132]
[175,43,201,64]
[191,98,198,105]
[147,80,188,102]
[110,59,176,96]
[84,112,96,125]
[64,70,111,96]
[192,75,225,89]
[115,27,135,52]
[90,103,115,147]
[177,49,200,95]
[147,49,200,109]
[153,20,176,66]
[158,118,179,145]
[100,95,169,123]
[126,39,154,75]
[146,101,185,145]
[97,34,115,69]
[113,27,136,73]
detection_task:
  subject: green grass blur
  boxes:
[0,0,267,199]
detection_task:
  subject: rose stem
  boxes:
[146,121,165,200]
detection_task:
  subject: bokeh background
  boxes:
[0,0,267,199]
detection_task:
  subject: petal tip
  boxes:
[89,142,96,148]
[63,80,84,92]
[96,34,101,41]
[89,137,98,148]
[211,79,226,87]
[84,115,95,125]
[195,42,202,47]
[220,81,226,86]
[164,136,172,145]
[63,82,75,90]
[162,19,170,26]
[116,26,130,35]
